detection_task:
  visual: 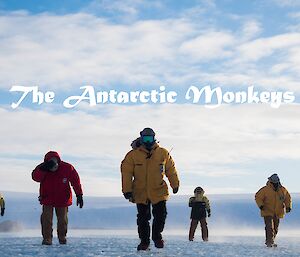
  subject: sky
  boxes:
[0,0,300,196]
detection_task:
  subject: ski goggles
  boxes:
[142,135,154,143]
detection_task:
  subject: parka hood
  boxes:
[44,151,61,163]
[131,137,141,150]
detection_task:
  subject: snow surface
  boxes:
[1,232,300,257]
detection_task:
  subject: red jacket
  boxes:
[32,151,83,207]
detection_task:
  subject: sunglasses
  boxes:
[142,135,154,143]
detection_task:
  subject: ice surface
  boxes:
[0,233,300,257]
[2,192,300,256]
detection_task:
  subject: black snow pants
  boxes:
[136,200,167,244]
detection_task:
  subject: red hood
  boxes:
[44,151,61,163]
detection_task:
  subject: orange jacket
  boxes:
[121,143,179,204]
[255,182,291,218]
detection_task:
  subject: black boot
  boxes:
[137,241,150,251]
[154,239,164,248]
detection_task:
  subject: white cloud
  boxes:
[180,0,216,18]
[184,166,250,178]
[179,31,235,61]
[1,103,300,195]
[241,20,262,40]
[236,33,300,62]
[84,0,163,20]
[80,176,122,197]
[0,157,40,194]
[272,0,300,7]
[286,46,300,73]
[1,1,300,198]
[288,12,300,19]
[0,11,300,93]
[0,12,194,89]
[270,63,291,74]
[176,185,245,195]
[98,0,142,16]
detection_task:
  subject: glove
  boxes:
[259,205,264,210]
[39,160,56,172]
[286,207,291,213]
[123,192,133,200]
[207,209,211,218]
[76,194,83,208]
[0,208,4,216]
[173,187,179,194]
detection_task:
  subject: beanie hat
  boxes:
[268,173,280,183]
[194,187,204,193]
[140,128,155,137]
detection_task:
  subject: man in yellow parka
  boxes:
[121,128,179,251]
[0,194,5,216]
[255,173,291,247]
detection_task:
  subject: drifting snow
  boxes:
[0,234,300,257]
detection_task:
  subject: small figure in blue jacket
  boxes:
[188,187,211,241]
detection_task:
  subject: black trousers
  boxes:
[136,200,167,244]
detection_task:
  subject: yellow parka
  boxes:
[0,194,5,209]
[121,143,179,204]
[255,182,292,219]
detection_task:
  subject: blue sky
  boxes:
[0,0,300,196]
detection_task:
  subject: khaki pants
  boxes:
[264,216,280,246]
[41,205,68,242]
[189,219,208,241]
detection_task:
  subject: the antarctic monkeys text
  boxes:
[9,85,295,109]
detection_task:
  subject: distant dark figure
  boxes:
[0,194,5,216]
[188,187,211,241]
[32,151,83,245]
[255,173,291,248]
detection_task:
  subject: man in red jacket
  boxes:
[32,151,83,245]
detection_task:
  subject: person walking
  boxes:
[121,128,180,251]
[32,151,83,245]
[188,187,211,242]
[255,173,292,247]
[0,193,5,216]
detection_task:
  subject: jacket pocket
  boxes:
[133,163,143,174]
